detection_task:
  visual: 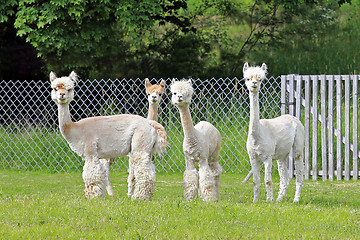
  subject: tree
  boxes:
[1,0,194,79]
[0,0,352,79]
[183,0,351,77]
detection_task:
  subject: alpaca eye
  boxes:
[147,93,150,96]
[173,92,177,96]
[246,78,250,81]
[159,94,162,97]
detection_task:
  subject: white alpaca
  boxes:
[243,63,305,203]
[145,78,166,122]
[126,78,167,198]
[170,79,222,202]
[50,71,167,200]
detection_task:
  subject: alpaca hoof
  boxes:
[184,190,197,201]
[131,180,155,201]
[107,186,114,196]
[200,193,217,202]
[293,198,300,203]
[276,197,283,202]
[200,185,217,202]
[84,183,105,198]
[266,197,274,202]
[201,196,217,202]
[131,193,152,201]
[184,181,198,200]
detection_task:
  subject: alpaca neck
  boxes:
[177,105,196,138]
[147,104,158,122]
[57,103,73,136]
[248,91,261,137]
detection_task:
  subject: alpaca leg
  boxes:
[183,156,199,201]
[132,152,156,201]
[209,161,222,200]
[251,160,261,203]
[276,159,290,202]
[82,141,107,198]
[183,168,199,201]
[264,159,273,202]
[293,154,304,203]
[127,154,135,197]
[209,145,222,200]
[82,157,107,198]
[100,158,113,196]
[199,163,217,202]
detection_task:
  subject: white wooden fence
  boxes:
[281,75,359,181]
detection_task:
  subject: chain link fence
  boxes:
[0,77,282,173]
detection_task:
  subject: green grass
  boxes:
[0,125,81,172]
[1,169,360,239]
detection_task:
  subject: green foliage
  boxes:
[1,0,194,79]
[0,0,17,23]
[0,0,358,79]
[251,0,360,76]
[1,170,360,239]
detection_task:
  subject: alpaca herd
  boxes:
[50,63,305,203]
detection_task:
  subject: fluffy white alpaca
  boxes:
[50,71,167,200]
[243,63,305,203]
[170,79,222,202]
[145,78,166,122]
[126,78,167,199]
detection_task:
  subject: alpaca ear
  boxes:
[160,80,166,89]
[69,71,79,83]
[145,78,151,88]
[171,78,176,85]
[50,72,57,82]
[243,62,249,72]
[187,79,192,86]
[261,63,267,72]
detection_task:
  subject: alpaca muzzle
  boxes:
[151,96,158,103]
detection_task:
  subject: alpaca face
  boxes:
[145,79,165,106]
[50,71,78,104]
[170,79,194,107]
[243,63,267,93]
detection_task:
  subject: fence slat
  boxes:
[344,76,351,180]
[288,76,295,177]
[327,75,335,180]
[353,75,359,180]
[320,75,327,180]
[295,76,302,120]
[295,76,302,178]
[281,76,287,115]
[336,75,343,180]
[312,75,319,180]
[289,76,295,116]
[304,76,311,180]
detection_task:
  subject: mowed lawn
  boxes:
[0,169,359,239]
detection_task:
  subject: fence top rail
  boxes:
[282,74,360,80]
